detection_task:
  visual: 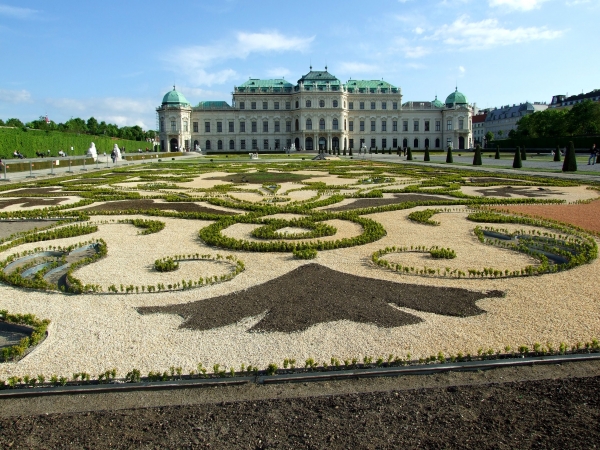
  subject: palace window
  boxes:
[239,101,245,110]
[229,121,234,132]
[371,138,376,148]
[275,139,280,149]
[241,139,246,150]
[371,120,376,132]
[319,118,325,130]
[349,138,354,149]
[240,121,246,132]
[183,121,188,132]
[332,118,338,130]
[251,121,257,133]
[204,122,210,133]
[360,120,365,132]
[285,101,291,110]
[295,100,299,108]
[217,122,222,132]
[263,139,269,150]
[171,120,177,132]
[217,140,223,150]
[274,121,280,132]
[392,120,397,132]
[381,120,387,132]
[251,102,256,110]
[306,100,312,107]
[392,102,398,110]
[349,102,354,110]
[229,140,234,150]
[414,120,419,132]
[193,122,198,133]
[381,102,387,110]
[286,121,291,132]
[447,120,452,131]
[252,139,257,150]
[424,121,430,132]
[262,101,268,110]
[306,118,312,130]
[459,119,464,130]
[333,100,338,108]
[403,121,408,132]
[359,101,365,110]
[160,119,164,132]
[319,100,325,107]
[393,138,398,148]
[435,120,441,131]
[263,121,268,132]
[205,140,211,150]
[274,101,279,110]
[349,121,354,132]
[371,101,376,110]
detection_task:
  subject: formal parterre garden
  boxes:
[0,158,599,388]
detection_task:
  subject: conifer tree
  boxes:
[424,146,430,161]
[406,147,413,160]
[473,144,482,165]
[562,141,577,172]
[495,145,500,159]
[446,146,453,163]
[513,146,522,169]
[553,145,561,162]
[520,146,527,161]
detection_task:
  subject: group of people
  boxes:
[588,144,598,165]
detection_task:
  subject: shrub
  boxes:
[520,146,527,161]
[154,257,179,272]
[495,145,500,160]
[473,145,482,166]
[292,248,318,259]
[406,147,413,161]
[424,146,430,161]
[562,141,577,172]
[513,146,522,169]
[429,247,456,259]
[554,144,561,162]
[446,146,453,163]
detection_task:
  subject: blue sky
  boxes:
[0,0,598,130]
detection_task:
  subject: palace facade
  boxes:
[157,67,473,153]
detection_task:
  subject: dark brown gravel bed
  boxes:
[1,375,598,449]
[324,194,453,212]
[138,264,504,332]
[0,197,66,209]
[83,199,238,215]
[474,186,561,198]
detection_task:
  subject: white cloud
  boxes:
[404,46,431,58]
[427,15,563,49]
[414,27,425,34]
[489,0,550,10]
[459,65,466,73]
[166,31,314,86]
[0,89,33,103]
[0,4,39,19]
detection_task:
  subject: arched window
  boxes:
[435,138,440,148]
[402,138,408,148]
[229,140,234,150]
[217,140,223,150]
[205,140,211,150]
[319,118,325,130]
[306,100,311,108]
[413,138,419,149]
[295,119,299,131]
[295,100,299,108]
[306,118,312,130]
[424,138,430,148]
[332,119,339,130]
[319,100,325,107]
[333,100,338,108]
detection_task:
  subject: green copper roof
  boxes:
[432,95,444,108]
[237,79,294,92]
[345,80,398,93]
[445,88,468,107]
[298,69,341,86]
[162,87,190,106]
[196,101,232,110]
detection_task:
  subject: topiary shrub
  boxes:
[554,145,561,162]
[154,257,179,272]
[562,141,577,172]
[406,147,413,161]
[424,146,430,161]
[473,144,482,166]
[446,146,453,163]
[521,146,527,161]
[292,248,318,259]
[495,145,500,160]
[513,146,522,168]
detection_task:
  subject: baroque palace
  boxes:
[157,67,473,153]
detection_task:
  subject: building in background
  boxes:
[549,89,600,109]
[484,102,547,141]
[471,113,487,145]
[157,68,473,153]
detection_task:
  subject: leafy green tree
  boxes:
[5,118,24,128]
[0,119,4,126]
[567,100,600,135]
[513,146,522,168]
[65,117,87,133]
[562,141,577,172]
[485,131,494,148]
[87,117,99,135]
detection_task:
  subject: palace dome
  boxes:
[432,95,444,108]
[445,88,468,107]
[162,86,190,106]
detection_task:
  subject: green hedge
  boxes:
[0,128,156,158]
[495,135,599,150]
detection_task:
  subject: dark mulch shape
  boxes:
[324,193,452,212]
[2,376,598,448]
[207,172,311,184]
[0,220,59,239]
[475,186,561,198]
[83,199,237,215]
[0,187,65,195]
[0,198,65,209]
[138,264,504,332]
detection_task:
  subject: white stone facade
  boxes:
[157,70,473,153]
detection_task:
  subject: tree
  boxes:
[520,146,527,161]
[406,147,413,160]
[87,117,99,135]
[473,144,482,165]
[5,118,24,128]
[513,146,522,169]
[562,141,577,172]
[495,145,500,159]
[567,100,600,135]
[553,145,561,162]
[485,131,494,148]
[0,119,4,126]
[446,146,453,163]
[424,146,430,161]
[64,117,87,133]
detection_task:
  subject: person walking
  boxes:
[588,143,597,165]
